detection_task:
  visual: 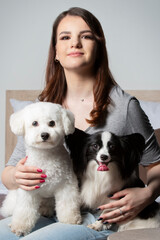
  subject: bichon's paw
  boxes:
[60,213,82,225]
[72,214,82,225]
[9,223,32,236]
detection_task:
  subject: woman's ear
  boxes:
[10,109,25,136]
[55,55,59,62]
[55,47,60,61]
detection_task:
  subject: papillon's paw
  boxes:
[88,220,104,231]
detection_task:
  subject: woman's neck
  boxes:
[63,70,96,131]
[64,70,96,103]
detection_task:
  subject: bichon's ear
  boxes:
[61,108,75,135]
[10,109,25,136]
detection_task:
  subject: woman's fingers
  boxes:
[14,156,47,190]
[17,164,43,174]
[103,211,131,224]
[16,177,45,186]
[15,171,45,180]
[98,198,125,211]
[97,188,149,224]
[15,172,47,189]
[16,157,43,174]
[99,206,129,224]
[18,185,41,191]
[109,190,127,199]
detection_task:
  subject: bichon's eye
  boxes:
[32,121,39,127]
[48,120,55,127]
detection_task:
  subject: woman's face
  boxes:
[55,15,97,74]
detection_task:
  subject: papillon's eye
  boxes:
[32,121,38,127]
[108,143,115,151]
[92,144,100,151]
[48,120,55,127]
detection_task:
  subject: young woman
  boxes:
[1,7,160,240]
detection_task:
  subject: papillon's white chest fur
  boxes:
[80,160,124,209]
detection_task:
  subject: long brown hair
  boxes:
[39,7,117,126]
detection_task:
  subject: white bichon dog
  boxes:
[0,102,82,236]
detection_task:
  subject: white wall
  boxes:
[0,0,160,175]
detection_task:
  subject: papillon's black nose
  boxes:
[100,154,108,161]
[41,132,49,141]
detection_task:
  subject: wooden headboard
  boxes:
[126,90,160,102]
[5,90,160,180]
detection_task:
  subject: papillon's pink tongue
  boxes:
[97,162,109,171]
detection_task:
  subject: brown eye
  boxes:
[48,120,55,127]
[108,143,115,151]
[92,144,100,151]
[32,121,38,127]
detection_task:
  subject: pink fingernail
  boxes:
[35,186,40,189]
[40,179,45,183]
[41,174,47,178]
[25,156,28,160]
[37,169,42,173]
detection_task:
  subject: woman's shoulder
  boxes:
[109,85,141,119]
[110,85,133,104]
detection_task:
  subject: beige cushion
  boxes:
[108,228,160,240]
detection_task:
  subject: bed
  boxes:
[1,89,160,238]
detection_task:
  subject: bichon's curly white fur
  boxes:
[0,102,82,236]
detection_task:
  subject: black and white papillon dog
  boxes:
[66,129,160,231]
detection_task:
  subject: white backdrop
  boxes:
[0,0,160,175]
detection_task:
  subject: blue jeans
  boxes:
[0,212,115,240]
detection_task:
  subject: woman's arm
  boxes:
[1,165,18,190]
[1,157,47,191]
[146,161,160,201]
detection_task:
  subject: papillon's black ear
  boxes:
[119,133,145,178]
[65,128,89,176]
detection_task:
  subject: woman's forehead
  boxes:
[57,16,91,35]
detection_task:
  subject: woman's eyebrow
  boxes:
[80,30,92,34]
[59,30,92,36]
[59,31,71,36]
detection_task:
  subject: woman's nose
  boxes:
[71,37,82,48]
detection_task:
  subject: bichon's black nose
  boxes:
[41,132,49,141]
[100,154,108,161]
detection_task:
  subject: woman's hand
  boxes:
[98,187,152,224]
[13,156,47,191]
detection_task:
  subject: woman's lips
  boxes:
[67,52,84,57]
